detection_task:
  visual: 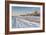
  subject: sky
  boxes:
[12,6,40,16]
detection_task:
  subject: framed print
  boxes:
[5,1,45,34]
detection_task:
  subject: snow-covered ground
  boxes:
[12,16,40,28]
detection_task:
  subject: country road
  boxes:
[12,16,40,28]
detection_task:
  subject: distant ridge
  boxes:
[20,11,40,16]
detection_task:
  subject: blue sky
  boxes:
[12,6,40,16]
